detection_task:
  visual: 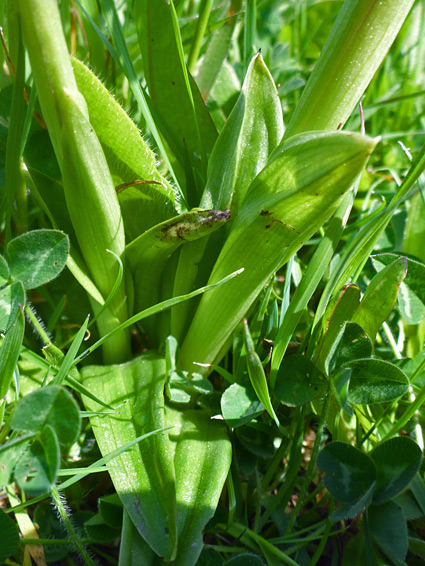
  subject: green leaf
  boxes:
[0,508,20,563]
[0,434,35,488]
[317,442,377,504]
[11,385,81,449]
[327,322,373,377]
[81,354,177,561]
[314,285,361,374]
[0,306,25,400]
[166,407,232,566]
[331,482,376,521]
[345,358,409,405]
[221,382,264,427]
[368,501,408,565]
[275,355,327,407]
[201,51,283,212]
[243,319,279,425]
[126,209,230,322]
[224,555,265,566]
[284,0,416,137]
[71,56,174,200]
[352,257,407,341]
[83,513,121,542]
[98,493,123,529]
[0,280,26,332]
[14,424,60,496]
[371,253,425,324]
[370,437,422,504]
[180,131,377,372]
[7,229,69,290]
[0,255,9,286]
[134,0,217,203]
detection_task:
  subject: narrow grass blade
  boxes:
[243,319,279,427]
[51,316,89,385]
[0,307,25,401]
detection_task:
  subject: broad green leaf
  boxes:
[344,358,409,405]
[275,355,327,407]
[71,56,174,199]
[7,230,69,290]
[313,285,361,374]
[14,424,60,496]
[327,322,373,377]
[166,407,232,566]
[134,0,217,203]
[368,501,408,565]
[81,354,177,561]
[317,442,377,504]
[180,131,377,372]
[0,255,9,286]
[11,385,81,449]
[221,382,264,427]
[119,510,159,566]
[352,257,407,342]
[284,0,416,137]
[0,306,25,400]
[201,51,283,212]
[0,508,20,564]
[372,253,425,324]
[0,281,25,332]
[370,437,422,504]
[243,319,279,425]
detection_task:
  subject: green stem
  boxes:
[50,485,96,566]
[243,0,256,74]
[187,0,214,73]
[286,388,331,534]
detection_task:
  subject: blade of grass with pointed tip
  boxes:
[51,316,89,385]
[180,131,377,372]
[0,307,25,402]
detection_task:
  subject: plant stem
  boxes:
[187,0,213,73]
[50,485,96,566]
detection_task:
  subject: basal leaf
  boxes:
[344,358,409,405]
[370,437,422,504]
[11,385,81,449]
[275,355,327,407]
[317,442,377,504]
[221,382,264,427]
[7,230,69,290]
[165,407,232,566]
[180,131,377,372]
[81,354,177,561]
